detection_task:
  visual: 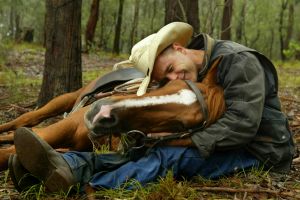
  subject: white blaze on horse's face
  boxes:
[114,89,197,108]
[92,89,197,124]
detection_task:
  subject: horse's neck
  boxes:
[197,81,225,126]
[201,56,222,85]
[201,67,217,86]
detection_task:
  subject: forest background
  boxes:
[0,0,299,199]
[1,0,300,104]
[1,0,300,59]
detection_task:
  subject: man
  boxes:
[9,22,294,192]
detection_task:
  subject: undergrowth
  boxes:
[0,44,299,199]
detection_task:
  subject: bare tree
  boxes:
[278,0,288,60]
[113,0,124,54]
[278,0,295,60]
[129,0,140,48]
[85,0,100,52]
[38,0,82,106]
[150,0,158,33]
[221,0,233,40]
[235,0,246,43]
[284,0,295,59]
[165,0,200,33]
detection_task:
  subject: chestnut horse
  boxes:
[0,63,225,171]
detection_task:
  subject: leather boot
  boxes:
[8,154,40,192]
[14,127,76,192]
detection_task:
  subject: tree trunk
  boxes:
[165,0,186,23]
[268,28,275,59]
[129,0,140,48]
[9,1,15,39]
[296,34,300,60]
[221,0,233,40]
[113,0,124,54]
[14,14,21,41]
[279,0,288,60]
[165,0,200,33]
[284,0,294,57]
[99,4,105,49]
[235,0,246,43]
[185,0,200,33]
[150,0,157,33]
[85,0,100,52]
[38,0,82,107]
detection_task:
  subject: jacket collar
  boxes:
[187,33,216,81]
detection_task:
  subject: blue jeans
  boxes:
[62,147,259,189]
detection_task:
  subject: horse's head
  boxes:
[85,78,225,138]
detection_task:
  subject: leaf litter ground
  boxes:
[0,47,299,199]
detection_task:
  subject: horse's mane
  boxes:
[198,84,225,126]
[198,57,225,125]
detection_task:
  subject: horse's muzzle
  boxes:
[84,99,120,136]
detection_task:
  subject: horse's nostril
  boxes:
[98,112,118,128]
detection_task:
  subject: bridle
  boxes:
[184,80,208,125]
[119,80,209,151]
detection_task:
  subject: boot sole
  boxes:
[8,155,22,192]
[14,127,73,192]
[8,154,40,192]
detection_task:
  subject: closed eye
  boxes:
[167,65,174,73]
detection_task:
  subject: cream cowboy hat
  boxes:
[113,22,193,96]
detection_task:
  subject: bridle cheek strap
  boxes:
[184,80,208,125]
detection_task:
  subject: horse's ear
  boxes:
[202,56,223,85]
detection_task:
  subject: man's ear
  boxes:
[172,43,186,54]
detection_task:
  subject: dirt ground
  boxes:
[0,48,299,199]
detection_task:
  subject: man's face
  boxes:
[152,48,198,82]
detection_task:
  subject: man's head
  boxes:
[114,22,194,96]
[152,43,204,82]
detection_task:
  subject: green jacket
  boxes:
[189,34,295,173]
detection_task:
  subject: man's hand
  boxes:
[147,132,194,147]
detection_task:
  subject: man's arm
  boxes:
[146,52,265,150]
[191,52,265,157]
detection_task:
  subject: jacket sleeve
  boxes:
[191,52,265,157]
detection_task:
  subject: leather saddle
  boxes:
[64,67,144,117]
[82,67,144,99]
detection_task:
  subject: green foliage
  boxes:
[83,68,111,83]
[0,40,14,70]
[274,60,300,94]
[283,40,300,59]
[93,170,198,200]
[0,0,45,42]
[0,67,41,104]
[1,0,300,59]
[19,182,81,200]
[2,170,10,188]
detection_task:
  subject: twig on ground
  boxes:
[293,157,300,163]
[8,104,32,113]
[0,95,9,100]
[195,186,300,199]
[280,96,300,104]
[84,185,96,200]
